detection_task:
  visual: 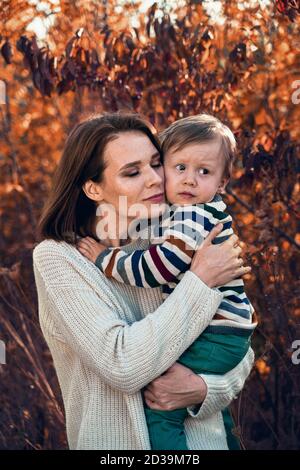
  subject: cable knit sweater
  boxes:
[32,235,254,450]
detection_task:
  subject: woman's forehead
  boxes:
[104,132,158,170]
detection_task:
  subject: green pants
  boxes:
[144,332,251,450]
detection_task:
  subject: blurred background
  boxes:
[0,0,299,450]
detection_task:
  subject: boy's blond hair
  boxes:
[159,114,237,179]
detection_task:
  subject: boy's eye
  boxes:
[199,168,209,175]
[175,164,186,172]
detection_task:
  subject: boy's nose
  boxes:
[183,174,197,186]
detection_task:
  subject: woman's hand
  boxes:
[190,224,251,288]
[77,237,107,263]
[143,363,207,411]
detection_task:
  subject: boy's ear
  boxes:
[217,177,229,195]
[82,180,104,202]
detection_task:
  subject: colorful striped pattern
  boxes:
[95,194,257,336]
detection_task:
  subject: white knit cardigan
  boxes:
[33,236,254,450]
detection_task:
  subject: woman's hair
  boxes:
[159,114,237,179]
[38,112,162,245]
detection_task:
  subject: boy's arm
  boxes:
[95,206,207,287]
[95,237,195,288]
[76,236,187,287]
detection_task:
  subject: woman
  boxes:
[33,113,254,450]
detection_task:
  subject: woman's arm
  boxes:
[33,240,222,396]
[186,347,255,419]
[34,225,249,396]
[143,349,254,415]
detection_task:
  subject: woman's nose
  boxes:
[145,166,164,187]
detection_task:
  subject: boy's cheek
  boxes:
[164,167,177,182]
[164,178,175,194]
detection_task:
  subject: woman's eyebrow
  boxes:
[120,160,141,171]
[119,152,161,171]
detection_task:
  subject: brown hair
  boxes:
[38,113,162,245]
[159,114,237,179]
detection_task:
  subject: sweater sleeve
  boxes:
[33,243,223,395]
[186,347,255,419]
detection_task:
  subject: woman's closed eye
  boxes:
[125,161,162,177]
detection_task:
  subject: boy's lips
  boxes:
[178,192,195,198]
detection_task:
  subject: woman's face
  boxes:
[85,131,166,234]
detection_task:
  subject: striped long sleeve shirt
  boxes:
[95,194,257,336]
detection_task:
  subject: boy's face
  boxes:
[163,139,228,205]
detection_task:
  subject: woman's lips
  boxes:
[143,193,164,202]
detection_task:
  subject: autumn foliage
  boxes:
[0,0,299,449]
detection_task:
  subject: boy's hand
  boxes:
[76,236,107,263]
